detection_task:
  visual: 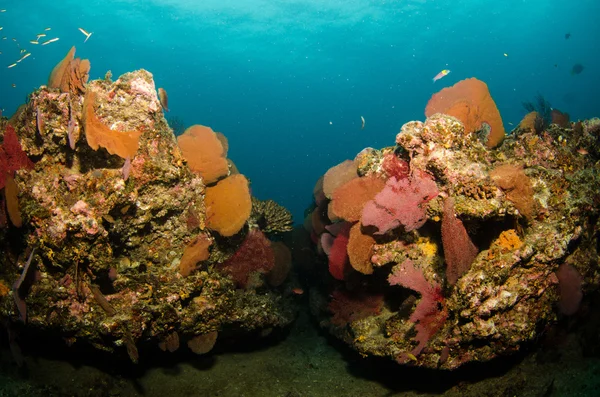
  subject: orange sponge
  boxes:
[205,174,252,236]
[177,125,229,184]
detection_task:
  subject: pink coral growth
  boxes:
[220,229,275,288]
[555,263,583,315]
[441,198,478,285]
[381,154,410,180]
[361,173,438,234]
[328,222,352,280]
[388,259,447,355]
[0,125,34,189]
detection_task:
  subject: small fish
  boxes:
[576,148,588,155]
[571,63,584,75]
[291,287,304,295]
[503,53,508,57]
[158,87,169,112]
[0,27,3,31]
[36,33,46,38]
[360,115,365,130]
[406,353,418,362]
[17,53,30,62]
[41,37,59,45]
[0,10,5,12]
[29,40,39,44]
[7,63,17,68]
[11,83,16,88]
[78,27,93,43]
[433,69,450,82]
[2,37,6,40]
[44,27,51,31]
[20,49,25,53]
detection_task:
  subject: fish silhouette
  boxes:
[571,63,584,75]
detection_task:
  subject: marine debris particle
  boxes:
[82,90,142,159]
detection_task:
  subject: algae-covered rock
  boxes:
[308,113,600,370]
[0,70,297,362]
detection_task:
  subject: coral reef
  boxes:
[176,124,229,184]
[0,68,297,362]
[425,77,505,148]
[47,46,90,95]
[250,197,293,234]
[307,109,600,370]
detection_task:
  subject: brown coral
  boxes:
[425,77,505,148]
[177,125,229,184]
[205,174,252,236]
[490,164,535,219]
[251,197,293,234]
[82,91,142,159]
[519,111,542,133]
[179,234,212,277]
[267,241,292,286]
[48,46,90,94]
[551,109,570,128]
[188,331,218,354]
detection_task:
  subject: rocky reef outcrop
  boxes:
[307,111,600,370]
[0,68,297,362]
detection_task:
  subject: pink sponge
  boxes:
[361,173,438,234]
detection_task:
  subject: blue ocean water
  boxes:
[1,0,598,221]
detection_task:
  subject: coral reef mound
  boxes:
[0,69,297,362]
[307,113,600,370]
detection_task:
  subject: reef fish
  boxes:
[41,37,59,45]
[78,27,93,43]
[158,87,169,112]
[433,69,450,82]
[571,63,584,75]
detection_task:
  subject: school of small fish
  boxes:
[0,7,92,89]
